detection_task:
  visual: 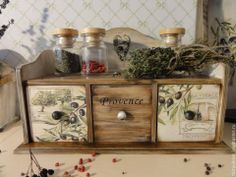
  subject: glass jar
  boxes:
[160,27,185,48]
[80,28,108,74]
[52,28,81,75]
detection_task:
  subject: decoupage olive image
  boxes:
[27,86,87,142]
[157,84,220,142]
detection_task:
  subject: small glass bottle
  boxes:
[80,27,108,74]
[160,27,185,48]
[52,28,81,75]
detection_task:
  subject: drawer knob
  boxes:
[117,111,127,120]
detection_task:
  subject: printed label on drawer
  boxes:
[27,85,87,142]
[157,84,220,142]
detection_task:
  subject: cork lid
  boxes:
[80,27,106,36]
[160,27,185,35]
[52,28,78,37]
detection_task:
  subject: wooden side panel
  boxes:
[92,85,152,143]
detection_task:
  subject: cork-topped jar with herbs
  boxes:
[52,28,81,75]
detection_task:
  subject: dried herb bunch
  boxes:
[123,45,236,79]
[169,44,236,73]
[123,47,175,79]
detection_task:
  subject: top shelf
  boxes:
[26,74,222,85]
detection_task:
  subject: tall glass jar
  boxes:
[52,28,81,75]
[80,28,108,74]
[160,27,185,48]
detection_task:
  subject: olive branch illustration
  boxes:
[158,85,196,125]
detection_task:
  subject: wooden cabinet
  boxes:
[92,85,152,143]
[15,71,232,153]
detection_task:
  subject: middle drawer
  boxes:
[92,85,153,143]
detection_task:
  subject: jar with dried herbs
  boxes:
[160,27,185,48]
[80,27,108,74]
[52,28,81,75]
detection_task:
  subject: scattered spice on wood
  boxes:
[206,166,211,171]
[183,158,188,162]
[55,162,60,167]
[64,171,69,175]
[91,151,97,157]
[205,171,210,175]
[112,158,117,163]
[218,164,223,168]
[79,158,83,165]
[74,165,78,170]
[79,165,86,172]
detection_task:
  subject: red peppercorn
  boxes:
[55,162,60,167]
[91,151,97,157]
[79,158,83,165]
[64,171,69,175]
[74,165,78,170]
[88,158,92,162]
[80,165,85,172]
[86,172,90,177]
[112,158,117,163]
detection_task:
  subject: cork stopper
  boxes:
[160,27,185,35]
[52,28,78,37]
[80,27,105,36]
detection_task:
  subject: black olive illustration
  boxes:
[175,91,182,100]
[51,111,64,120]
[184,110,196,120]
[60,134,67,140]
[79,109,85,116]
[71,102,79,108]
[159,96,165,104]
[166,98,174,107]
[69,116,77,124]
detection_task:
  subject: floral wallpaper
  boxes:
[0,0,198,62]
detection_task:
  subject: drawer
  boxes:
[157,84,220,142]
[92,85,152,143]
[27,85,87,142]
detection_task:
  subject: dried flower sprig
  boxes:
[0,0,10,14]
[0,0,14,39]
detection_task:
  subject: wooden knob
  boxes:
[117,111,127,120]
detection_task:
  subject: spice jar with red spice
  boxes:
[80,27,108,74]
